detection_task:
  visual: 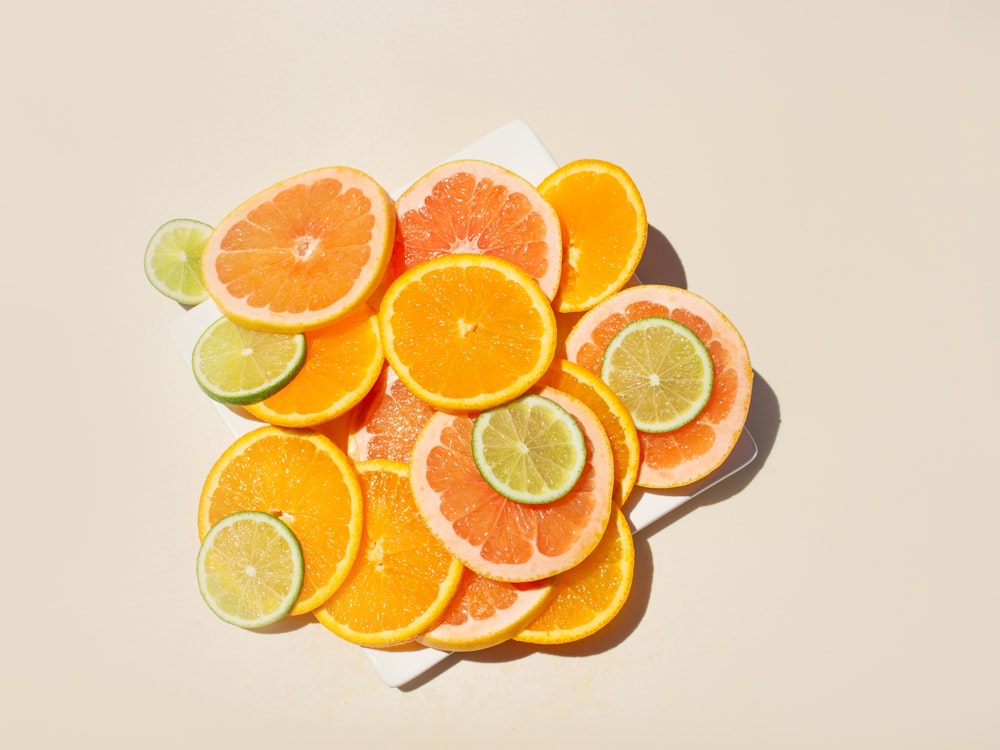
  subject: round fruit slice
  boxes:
[144,218,214,305]
[538,159,647,313]
[600,316,714,433]
[417,569,558,652]
[243,303,383,427]
[515,506,634,645]
[314,460,464,648]
[196,511,304,629]
[191,316,306,405]
[346,363,436,463]
[563,284,753,488]
[471,393,587,505]
[202,166,394,333]
[379,253,557,412]
[198,426,363,616]
[392,159,562,299]
[410,385,614,582]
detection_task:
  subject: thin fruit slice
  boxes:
[198,426,363,615]
[410,385,614,582]
[379,253,557,412]
[202,166,394,333]
[538,159,647,313]
[144,218,214,305]
[471,393,587,505]
[600,316,714,433]
[314,460,464,648]
[192,316,306,405]
[243,303,383,427]
[417,569,558,652]
[563,284,752,488]
[514,506,634,645]
[346,364,436,463]
[392,159,562,299]
[539,359,640,507]
[196,511,304,629]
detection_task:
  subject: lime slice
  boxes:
[471,393,587,505]
[600,316,714,433]
[192,316,306,405]
[143,218,213,305]
[196,511,304,629]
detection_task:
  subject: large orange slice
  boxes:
[409,385,614,582]
[202,166,394,333]
[563,285,753,488]
[392,159,563,300]
[346,363,436,463]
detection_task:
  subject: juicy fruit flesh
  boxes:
[144,219,213,304]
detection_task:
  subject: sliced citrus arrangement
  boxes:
[392,159,562,299]
[346,363,436,464]
[563,284,753,488]
[314,460,464,648]
[144,218,214,305]
[198,426,363,615]
[196,511,304,629]
[243,303,383,427]
[379,253,557,412]
[538,159,647,313]
[201,166,394,333]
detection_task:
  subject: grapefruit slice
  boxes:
[346,363,436,464]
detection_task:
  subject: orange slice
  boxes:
[243,303,383,427]
[202,166,394,333]
[539,159,647,313]
[515,506,634,645]
[392,159,563,300]
[409,385,614,582]
[379,253,557,412]
[417,570,558,652]
[346,363,436,463]
[198,426,363,616]
[563,284,753,488]
[313,460,464,647]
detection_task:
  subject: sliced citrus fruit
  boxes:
[410,385,614,582]
[379,253,558,412]
[314,460,464,647]
[144,218,213,305]
[392,159,563,299]
[191,315,306,405]
[417,569,558,652]
[539,359,640,507]
[198,426,363,615]
[600,316,714,433]
[471,393,587,505]
[196,511,304,629]
[538,159,647,313]
[563,284,753,488]
[202,166,394,333]
[346,363,436,463]
[243,303,383,427]
[514,506,634,645]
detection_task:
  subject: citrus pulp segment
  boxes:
[471,393,587,505]
[201,166,394,333]
[346,363,436,463]
[143,218,214,305]
[417,569,558,652]
[313,460,464,648]
[378,253,558,412]
[243,303,383,427]
[196,511,304,629]
[409,385,614,582]
[600,316,715,433]
[538,159,647,313]
[392,159,563,299]
[191,316,306,405]
[563,284,753,488]
[198,426,363,615]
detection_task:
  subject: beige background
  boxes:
[2,1,998,747]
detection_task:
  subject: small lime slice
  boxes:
[471,393,587,505]
[143,218,213,305]
[192,316,306,405]
[196,511,304,629]
[600,316,714,433]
